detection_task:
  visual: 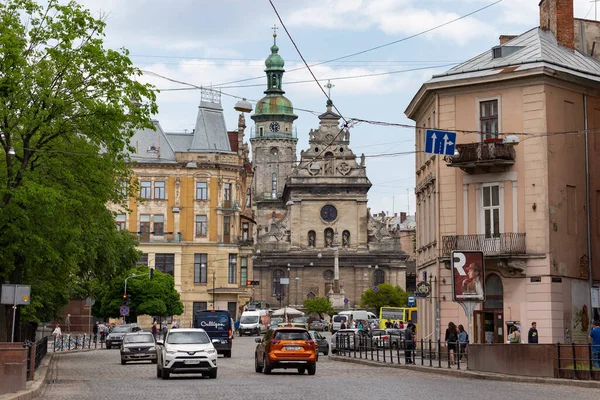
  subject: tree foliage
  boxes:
[0,0,157,339]
[360,284,408,314]
[303,296,334,319]
[93,267,183,322]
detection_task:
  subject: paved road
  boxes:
[41,333,598,400]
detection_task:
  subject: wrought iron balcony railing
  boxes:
[441,233,526,257]
[448,141,516,174]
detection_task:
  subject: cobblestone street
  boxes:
[40,334,599,400]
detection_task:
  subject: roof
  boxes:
[129,121,177,164]
[190,100,232,152]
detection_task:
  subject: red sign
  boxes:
[451,251,485,302]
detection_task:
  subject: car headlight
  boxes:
[149,346,156,351]
[122,348,130,352]
[166,349,178,354]
[205,349,216,355]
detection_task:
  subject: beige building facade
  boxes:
[406,0,600,344]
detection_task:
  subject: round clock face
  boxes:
[269,122,280,132]
[320,205,338,222]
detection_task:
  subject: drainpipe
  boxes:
[584,94,593,318]
[435,91,441,342]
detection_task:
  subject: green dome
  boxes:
[254,94,295,116]
[265,44,285,70]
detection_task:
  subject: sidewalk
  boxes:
[330,355,600,389]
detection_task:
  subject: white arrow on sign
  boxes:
[443,134,454,155]
[430,132,437,152]
[453,252,467,275]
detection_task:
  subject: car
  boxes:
[309,320,328,331]
[120,332,157,364]
[269,318,284,329]
[330,315,348,333]
[156,328,218,380]
[277,322,309,330]
[308,330,329,357]
[254,327,317,375]
[330,329,375,353]
[106,324,142,349]
[195,310,233,357]
[370,328,405,349]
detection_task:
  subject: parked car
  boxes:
[106,323,142,349]
[120,332,157,364]
[254,327,317,375]
[370,328,405,349]
[309,320,328,331]
[308,330,329,358]
[330,329,376,353]
[330,315,348,333]
[278,322,309,330]
[156,328,218,379]
[270,318,284,329]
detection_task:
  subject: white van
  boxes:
[338,310,377,324]
[239,310,270,336]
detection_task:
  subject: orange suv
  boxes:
[254,327,317,375]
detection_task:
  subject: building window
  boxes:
[240,257,248,286]
[227,302,237,319]
[196,182,208,200]
[194,254,207,284]
[273,269,284,296]
[119,181,128,197]
[482,185,500,238]
[155,253,175,277]
[223,216,231,243]
[246,188,251,207]
[374,269,385,286]
[196,215,207,237]
[139,214,150,240]
[242,222,250,241]
[140,181,152,199]
[228,254,237,284]
[137,253,148,266]
[153,215,164,236]
[224,183,231,201]
[193,302,208,327]
[271,173,277,199]
[154,181,165,199]
[116,214,126,231]
[480,100,499,140]
[259,126,264,136]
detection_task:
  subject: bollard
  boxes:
[61,335,65,352]
[383,338,386,363]
[389,339,393,364]
[353,333,357,358]
[359,336,362,359]
[457,342,461,370]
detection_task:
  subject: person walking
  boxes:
[589,320,600,369]
[65,314,71,333]
[52,324,62,339]
[151,321,158,341]
[445,322,459,365]
[508,326,521,343]
[457,324,468,361]
[528,322,539,344]
[404,324,416,364]
[92,321,99,343]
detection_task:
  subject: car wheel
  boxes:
[121,359,126,365]
[156,366,162,378]
[297,368,306,374]
[307,363,316,376]
[208,369,217,379]
[262,355,271,375]
[254,355,263,373]
[161,368,170,380]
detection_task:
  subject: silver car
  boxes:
[120,332,157,364]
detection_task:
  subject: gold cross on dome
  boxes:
[272,24,278,37]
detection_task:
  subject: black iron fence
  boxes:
[26,335,49,380]
[441,233,526,257]
[556,343,600,381]
[53,333,105,352]
[333,333,468,370]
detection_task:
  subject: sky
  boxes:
[77,0,596,215]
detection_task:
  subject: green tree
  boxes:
[0,0,156,339]
[360,283,408,315]
[303,296,334,319]
[94,267,183,322]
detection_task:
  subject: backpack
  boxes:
[448,331,458,342]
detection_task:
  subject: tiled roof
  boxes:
[129,121,177,163]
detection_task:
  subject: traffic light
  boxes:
[122,293,129,304]
[149,268,154,280]
[246,280,260,286]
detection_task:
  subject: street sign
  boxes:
[120,305,130,316]
[1,284,31,305]
[343,298,349,304]
[280,278,290,285]
[451,251,485,302]
[85,297,95,307]
[425,129,456,156]
[373,286,379,293]
[415,281,432,298]
[408,296,415,307]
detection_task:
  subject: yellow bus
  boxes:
[379,307,417,330]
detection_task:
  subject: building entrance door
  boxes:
[473,273,504,343]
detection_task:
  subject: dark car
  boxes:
[308,330,329,358]
[195,310,233,358]
[120,332,157,364]
[254,328,317,375]
[106,323,142,349]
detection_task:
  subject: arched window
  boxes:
[324,228,334,247]
[273,269,285,296]
[484,274,503,310]
[308,230,316,247]
[271,173,277,199]
[306,292,315,300]
[374,269,385,286]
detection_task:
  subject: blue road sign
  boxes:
[344,298,349,304]
[408,296,416,307]
[120,305,130,316]
[373,286,379,293]
[425,129,456,156]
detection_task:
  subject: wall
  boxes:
[467,344,557,377]
[0,344,27,395]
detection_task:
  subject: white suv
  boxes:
[156,328,218,379]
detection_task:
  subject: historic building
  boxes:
[113,89,254,327]
[251,33,408,310]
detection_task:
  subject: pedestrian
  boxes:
[162,323,167,338]
[404,324,416,364]
[65,314,71,333]
[52,324,62,339]
[508,325,521,343]
[458,324,468,361]
[340,321,347,330]
[357,320,364,330]
[398,321,404,329]
[171,319,178,329]
[589,320,600,369]
[151,321,158,340]
[445,322,458,365]
[98,322,107,343]
[528,322,539,344]
[92,321,99,343]
[234,318,240,335]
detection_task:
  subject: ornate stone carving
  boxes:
[337,162,351,175]
[258,211,290,243]
[367,214,392,243]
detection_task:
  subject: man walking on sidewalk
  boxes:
[528,322,538,344]
[589,320,600,369]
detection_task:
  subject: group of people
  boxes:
[384,320,405,329]
[444,322,469,365]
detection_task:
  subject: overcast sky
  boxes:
[79,0,595,215]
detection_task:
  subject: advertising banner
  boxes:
[451,251,485,302]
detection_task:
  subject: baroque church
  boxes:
[249,32,408,310]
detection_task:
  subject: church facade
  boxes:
[250,33,408,310]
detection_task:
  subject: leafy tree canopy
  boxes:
[0,0,156,338]
[304,296,334,319]
[359,283,408,315]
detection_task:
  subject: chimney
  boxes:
[499,35,517,45]
[539,0,574,50]
[401,212,407,223]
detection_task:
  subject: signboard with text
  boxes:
[451,251,485,302]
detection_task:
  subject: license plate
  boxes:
[285,346,301,351]
[184,360,200,365]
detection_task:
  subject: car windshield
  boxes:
[292,317,308,323]
[113,326,130,333]
[124,334,154,344]
[333,316,347,322]
[274,330,310,341]
[371,330,386,336]
[167,331,210,344]
[240,316,259,324]
[271,318,283,325]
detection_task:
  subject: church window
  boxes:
[271,173,277,199]
[323,270,334,280]
[306,292,315,300]
[258,126,264,136]
[270,147,278,156]
[374,270,385,286]
[246,188,251,207]
[273,269,285,296]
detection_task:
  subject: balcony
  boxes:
[441,233,526,257]
[448,141,515,174]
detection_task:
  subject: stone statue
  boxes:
[308,231,316,247]
[325,229,333,247]
[324,160,334,175]
[360,153,365,167]
[333,229,339,246]
[342,230,350,247]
